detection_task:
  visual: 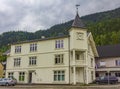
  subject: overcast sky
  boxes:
[0,0,120,34]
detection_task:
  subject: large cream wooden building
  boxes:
[6,12,98,85]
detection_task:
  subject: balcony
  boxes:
[71,60,86,67]
[70,50,87,67]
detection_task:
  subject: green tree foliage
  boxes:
[88,18,120,45]
[0,31,36,47]
[0,55,6,62]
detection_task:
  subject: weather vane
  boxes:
[76,4,80,13]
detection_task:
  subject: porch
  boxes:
[71,67,86,84]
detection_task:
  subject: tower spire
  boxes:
[76,4,80,14]
[72,4,86,28]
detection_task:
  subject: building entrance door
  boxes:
[28,72,32,83]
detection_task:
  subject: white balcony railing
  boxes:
[71,60,86,66]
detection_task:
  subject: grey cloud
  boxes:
[0,0,120,34]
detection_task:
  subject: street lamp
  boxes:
[107,70,110,85]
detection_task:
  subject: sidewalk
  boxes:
[12,84,120,88]
[1,84,120,89]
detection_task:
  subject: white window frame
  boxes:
[15,46,21,53]
[55,40,64,49]
[14,58,21,67]
[19,72,25,82]
[8,72,14,79]
[116,60,120,66]
[54,70,65,81]
[115,72,120,77]
[55,54,64,64]
[29,56,37,66]
[99,61,106,67]
[30,43,37,52]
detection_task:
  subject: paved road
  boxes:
[0,84,120,89]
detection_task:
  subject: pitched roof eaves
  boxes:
[12,35,70,45]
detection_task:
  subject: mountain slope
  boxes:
[35,7,120,39]
[82,7,120,23]
[0,7,120,53]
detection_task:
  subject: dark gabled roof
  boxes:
[97,44,120,58]
[3,50,10,55]
[72,12,86,28]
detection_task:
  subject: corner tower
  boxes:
[69,8,87,50]
[69,6,89,84]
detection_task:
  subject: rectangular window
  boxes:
[99,61,106,67]
[29,56,37,65]
[15,46,21,53]
[30,43,37,52]
[54,70,65,81]
[91,58,94,67]
[14,58,21,67]
[115,72,120,77]
[19,72,25,82]
[55,40,64,49]
[116,60,120,66]
[55,54,64,64]
[105,72,111,76]
[8,72,14,79]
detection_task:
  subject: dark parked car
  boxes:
[0,78,16,86]
[95,76,118,84]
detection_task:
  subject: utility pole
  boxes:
[107,70,110,85]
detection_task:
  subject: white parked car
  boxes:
[0,78,16,86]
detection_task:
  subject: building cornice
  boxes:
[11,35,70,45]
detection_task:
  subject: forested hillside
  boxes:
[0,7,120,61]
[88,18,120,45]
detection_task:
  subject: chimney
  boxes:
[41,36,45,39]
[58,33,64,37]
